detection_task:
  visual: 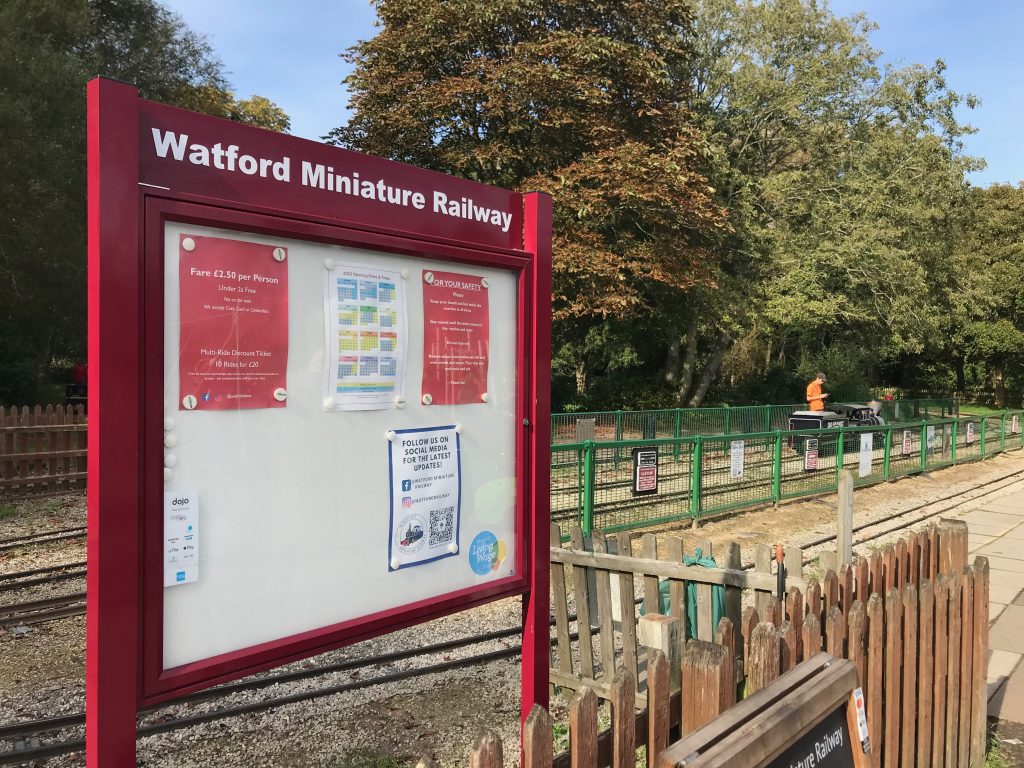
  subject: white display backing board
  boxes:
[162,222,518,669]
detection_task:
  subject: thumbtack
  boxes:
[480,277,489,288]
[424,271,435,284]
[323,397,336,410]
[481,392,489,403]
[422,393,433,405]
[395,397,406,408]
[324,258,334,270]
[164,434,177,449]
[182,237,196,252]
[390,558,400,570]
[273,388,288,402]
[272,247,286,262]
[164,418,175,431]
[182,395,197,410]
[164,455,177,468]
[387,430,397,442]
[401,268,409,279]
[164,468,173,482]
[448,543,458,554]
[454,424,462,434]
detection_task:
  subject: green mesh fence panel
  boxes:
[954,418,983,462]
[889,425,924,478]
[778,430,842,499]
[697,434,775,517]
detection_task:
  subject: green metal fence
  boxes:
[552,408,1023,539]
[550,398,958,445]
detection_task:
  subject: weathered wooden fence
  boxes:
[515,519,989,768]
[0,405,87,497]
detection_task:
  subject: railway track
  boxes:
[0,527,86,554]
[0,592,86,628]
[0,562,87,595]
[0,622,555,765]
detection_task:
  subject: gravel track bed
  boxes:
[2,456,1022,766]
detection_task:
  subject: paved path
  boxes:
[951,484,1024,722]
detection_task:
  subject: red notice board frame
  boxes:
[87,78,551,765]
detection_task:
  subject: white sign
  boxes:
[730,440,745,479]
[804,438,819,471]
[966,422,975,444]
[858,433,873,478]
[164,491,199,587]
[1014,415,1021,435]
[388,425,461,571]
[324,263,407,411]
[926,425,937,453]
[902,429,913,456]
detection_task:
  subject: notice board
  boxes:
[160,223,519,669]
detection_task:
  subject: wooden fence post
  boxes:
[569,687,598,768]
[611,669,636,768]
[747,623,780,695]
[838,469,854,564]
[639,614,681,691]
[847,601,866,691]
[641,534,659,616]
[522,705,552,768]
[550,523,573,688]
[971,558,990,766]
[883,589,902,768]
[958,568,974,768]
[647,651,669,768]
[681,640,733,735]
[932,575,949,767]
[569,526,595,681]
[715,617,740,688]
[469,730,503,768]
[866,593,884,768]
[900,584,918,767]
[754,544,772,618]
[802,613,822,663]
[945,574,962,768]
[917,578,934,768]
[779,621,797,672]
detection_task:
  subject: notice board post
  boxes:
[87,78,551,766]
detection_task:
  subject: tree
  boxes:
[0,0,290,403]
[332,0,729,405]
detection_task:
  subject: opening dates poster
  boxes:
[421,270,490,405]
[324,263,406,410]
[177,234,289,410]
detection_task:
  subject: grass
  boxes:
[985,740,1012,768]
[0,504,16,520]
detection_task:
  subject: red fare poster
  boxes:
[421,270,489,406]
[178,234,288,410]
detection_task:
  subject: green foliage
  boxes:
[0,0,289,404]
[0,504,16,520]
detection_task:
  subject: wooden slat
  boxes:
[616,532,638,689]
[854,557,869,605]
[917,578,934,768]
[806,579,822,625]
[779,621,797,673]
[569,526,595,680]
[786,585,804,661]
[847,600,866,690]
[765,596,781,629]
[869,550,884,598]
[932,575,949,767]
[754,543,771,618]
[801,613,821,664]
[866,593,884,768]
[900,584,918,767]
[666,536,685,631]
[592,533,616,680]
[523,704,553,768]
[785,546,803,581]
[550,524,574,679]
[647,651,669,768]
[907,532,921,587]
[569,687,598,768]
[715,617,738,688]
[747,623,780,695]
[894,540,907,591]
[971,558,990,766]
[945,574,962,768]
[723,541,742,648]
[695,539,714,641]
[641,534,659,616]
[883,589,901,768]
[610,669,636,768]
[958,568,974,768]
[469,730,503,768]
[883,546,896,594]
[839,563,854,623]
[825,606,845,658]
[741,607,758,677]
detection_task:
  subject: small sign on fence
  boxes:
[967,422,975,444]
[631,446,659,495]
[1014,415,1021,435]
[804,438,819,471]
[730,439,745,479]
[858,433,873,478]
[902,429,912,456]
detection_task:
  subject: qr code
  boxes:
[429,507,455,546]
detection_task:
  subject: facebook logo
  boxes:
[401,479,411,492]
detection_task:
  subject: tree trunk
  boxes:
[663,326,681,384]
[687,330,733,407]
[954,354,966,394]
[575,360,587,397]
[676,322,698,405]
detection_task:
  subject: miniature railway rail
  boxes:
[0,527,86,555]
[0,562,87,595]
[0,623,563,765]
[0,592,87,628]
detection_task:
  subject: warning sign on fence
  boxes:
[631,447,658,495]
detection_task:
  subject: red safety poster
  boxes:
[178,234,288,410]
[421,270,489,405]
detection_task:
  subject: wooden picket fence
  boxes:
[480,518,989,768]
[0,405,87,497]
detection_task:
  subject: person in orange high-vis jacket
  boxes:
[806,372,829,411]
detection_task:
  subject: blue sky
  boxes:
[163,0,1023,187]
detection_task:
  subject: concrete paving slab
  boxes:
[979,502,1024,518]
[969,534,995,552]
[991,605,1024,653]
[961,510,1024,529]
[996,525,1024,541]
[993,603,1009,622]
[990,570,1024,590]
[981,555,1024,574]
[989,663,1024,723]
[991,584,1023,606]
[988,649,1021,693]
[978,540,1024,561]
[1014,592,1024,607]
[967,522,1017,537]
